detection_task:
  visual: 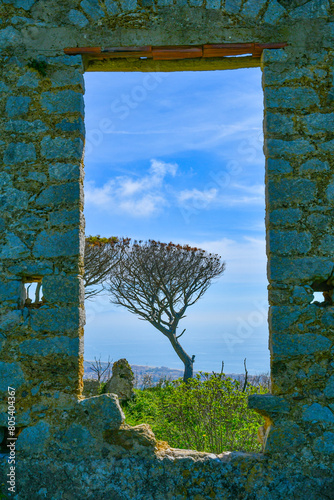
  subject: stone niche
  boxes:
[0,0,334,498]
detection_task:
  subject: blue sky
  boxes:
[83,67,270,375]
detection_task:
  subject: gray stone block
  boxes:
[27,171,47,183]
[265,112,294,136]
[41,91,84,115]
[263,67,324,85]
[319,235,334,254]
[262,0,285,24]
[42,275,84,303]
[3,142,36,164]
[326,180,334,204]
[19,335,82,355]
[224,0,242,14]
[300,159,329,173]
[241,0,266,19]
[33,228,82,258]
[17,71,39,88]
[0,26,22,48]
[324,375,334,398]
[307,213,329,231]
[0,310,23,334]
[49,209,81,227]
[105,0,120,14]
[35,183,80,208]
[302,403,334,423]
[206,0,220,9]
[267,159,292,174]
[290,0,329,19]
[269,256,333,282]
[50,55,84,67]
[121,0,137,10]
[271,333,331,359]
[2,0,36,9]
[269,230,311,255]
[265,87,320,109]
[189,0,203,6]
[319,139,334,152]
[0,81,9,92]
[270,305,302,331]
[291,286,314,305]
[268,179,316,205]
[16,422,50,454]
[248,394,290,416]
[40,136,83,160]
[63,423,97,451]
[78,394,125,431]
[5,119,48,134]
[7,261,53,276]
[302,113,334,134]
[0,233,30,259]
[0,281,22,302]
[55,118,85,134]
[314,432,334,455]
[80,0,105,20]
[265,422,306,453]
[49,163,81,181]
[68,9,89,27]
[0,361,25,391]
[265,138,314,157]
[262,48,288,63]
[0,187,29,211]
[51,70,84,88]
[269,208,301,227]
[6,96,31,117]
[321,308,334,330]
[0,172,13,188]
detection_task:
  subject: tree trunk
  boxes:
[168,334,194,382]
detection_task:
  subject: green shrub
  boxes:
[123,373,267,454]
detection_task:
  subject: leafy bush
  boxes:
[123,373,268,454]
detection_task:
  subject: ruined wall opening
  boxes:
[82,61,268,453]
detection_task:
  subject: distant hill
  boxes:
[84,360,185,387]
[84,360,270,388]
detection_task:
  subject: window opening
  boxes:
[83,66,267,377]
[20,278,44,309]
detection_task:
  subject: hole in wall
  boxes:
[312,290,333,307]
[20,277,44,309]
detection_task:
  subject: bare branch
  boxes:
[89,355,112,383]
[176,328,186,339]
[242,357,248,392]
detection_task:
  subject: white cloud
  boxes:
[177,188,218,205]
[176,182,265,211]
[177,236,267,285]
[85,159,177,217]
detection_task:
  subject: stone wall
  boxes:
[0,0,334,498]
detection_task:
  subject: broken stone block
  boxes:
[105,359,135,402]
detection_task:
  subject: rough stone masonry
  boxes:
[1,0,334,498]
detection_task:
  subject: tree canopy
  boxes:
[84,236,129,298]
[102,239,226,381]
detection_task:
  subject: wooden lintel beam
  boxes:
[64,42,287,60]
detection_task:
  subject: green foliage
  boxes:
[99,382,107,394]
[27,59,48,77]
[123,373,268,454]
